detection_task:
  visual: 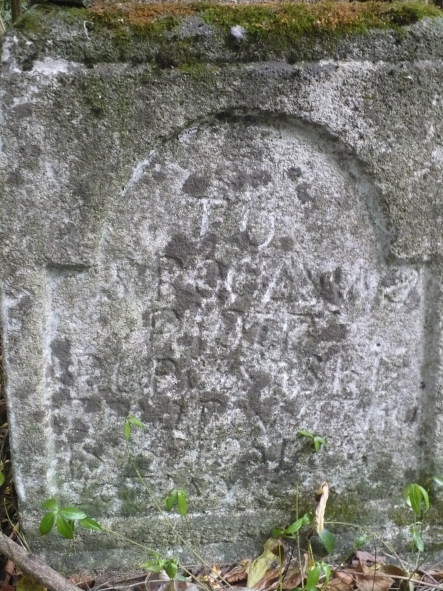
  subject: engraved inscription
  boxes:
[45,118,425,511]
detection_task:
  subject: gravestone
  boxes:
[2,3,443,571]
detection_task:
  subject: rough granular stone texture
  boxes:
[2,3,443,573]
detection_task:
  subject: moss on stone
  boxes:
[11,0,443,67]
[90,0,442,36]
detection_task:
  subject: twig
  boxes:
[0,531,80,591]
[343,569,443,589]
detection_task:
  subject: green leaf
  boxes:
[177,491,188,516]
[128,416,146,428]
[80,518,102,531]
[56,514,74,539]
[164,491,177,512]
[165,561,178,579]
[0,472,5,487]
[285,516,306,535]
[124,420,131,442]
[272,528,285,538]
[355,534,369,549]
[175,574,188,582]
[409,484,424,516]
[141,560,165,572]
[59,507,87,521]
[313,436,326,452]
[403,484,412,505]
[306,565,321,590]
[433,476,443,487]
[39,512,55,535]
[319,528,335,554]
[322,565,332,586]
[411,527,424,552]
[418,486,429,512]
[298,430,314,440]
[42,498,58,511]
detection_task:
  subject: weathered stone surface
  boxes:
[2,3,443,573]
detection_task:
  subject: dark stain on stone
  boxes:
[19,142,41,162]
[182,173,210,196]
[50,337,73,386]
[138,396,183,429]
[405,406,418,423]
[173,281,202,317]
[287,166,303,181]
[12,103,33,118]
[178,334,203,357]
[317,322,348,342]
[319,267,342,305]
[205,261,220,288]
[249,170,272,187]
[217,288,230,305]
[222,311,238,332]
[250,370,272,391]
[279,236,294,251]
[231,231,254,251]
[155,358,179,377]
[151,169,167,182]
[71,178,96,205]
[200,391,229,413]
[83,398,101,413]
[108,399,130,416]
[197,232,217,258]
[296,182,313,204]
[164,234,196,267]
[187,369,199,388]
[17,294,32,314]
[230,171,248,191]
[84,443,104,459]
[7,170,25,187]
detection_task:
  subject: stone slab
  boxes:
[2,3,443,572]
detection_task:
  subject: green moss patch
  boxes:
[90,1,442,37]
[11,0,443,66]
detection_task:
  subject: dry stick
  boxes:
[0,531,80,591]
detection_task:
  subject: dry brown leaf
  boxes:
[379,565,406,578]
[327,577,354,591]
[355,570,394,591]
[282,566,302,590]
[352,552,386,568]
[336,570,354,585]
[3,560,14,579]
[255,566,281,590]
[223,560,252,583]
[420,570,443,584]
[68,574,95,590]
[224,560,251,584]
[315,481,329,533]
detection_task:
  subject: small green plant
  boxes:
[403,476,443,553]
[272,511,312,540]
[298,430,326,453]
[164,488,188,516]
[271,428,335,591]
[39,499,101,539]
[124,415,146,442]
[304,561,331,591]
[141,557,184,581]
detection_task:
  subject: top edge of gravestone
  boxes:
[4,0,443,66]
